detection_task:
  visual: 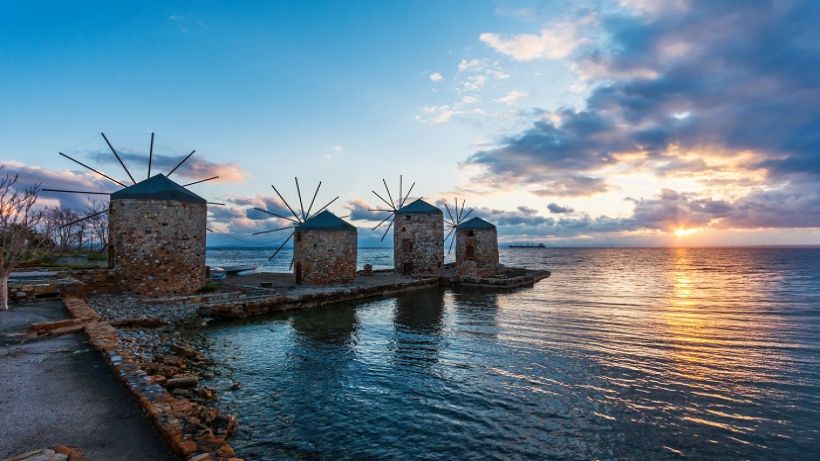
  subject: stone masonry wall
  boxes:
[393,213,444,274]
[293,229,357,285]
[456,227,499,277]
[109,199,206,295]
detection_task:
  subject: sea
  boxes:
[203,247,820,460]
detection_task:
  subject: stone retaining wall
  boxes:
[62,296,242,461]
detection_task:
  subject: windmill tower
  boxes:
[44,132,220,295]
[253,179,356,285]
[443,197,499,276]
[371,176,443,274]
[456,217,499,277]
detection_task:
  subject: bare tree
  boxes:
[0,168,49,310]
[44,206,79,252]
[84,198,109,250]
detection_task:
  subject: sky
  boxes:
[2,0,820,247]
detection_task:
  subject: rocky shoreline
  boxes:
[62,296,242,461]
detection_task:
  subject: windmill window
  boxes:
[296,233,302,242]
[468,230,475,236]
[401,227,406,232]
[402,239,413,253]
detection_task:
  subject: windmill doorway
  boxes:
[295,262,303,284]
[466,244,475,259]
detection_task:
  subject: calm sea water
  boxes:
[203,247,820,460]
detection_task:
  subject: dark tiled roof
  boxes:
[110,174,206,204]
[396,198,442,215]
[297,210,356,231]
[459,216,496,229]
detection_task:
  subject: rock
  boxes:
[197,387,217,400]
[160,355,186,367]
[52,445,84,461]
[173,344,206,361]
[3,449,66,461]
[211,414,238,437]
[166,375,199,388]
[172,388,194,398]
[187,454,212,461]
[217,444,235,457]
[177,440,197,457]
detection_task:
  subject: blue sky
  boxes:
[3,0,820,247]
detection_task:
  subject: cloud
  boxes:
[2,161,120,209]
[429,72,443,82]
[465,0,820,233]
[89,150,246,182]
[345,199,390,222]
[416,105,455,124]
[479,21,586,61]
[495,90,528,105]
[547,203,574,214]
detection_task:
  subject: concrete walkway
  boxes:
[0,301,177,461]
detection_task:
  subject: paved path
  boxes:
[0,301,177,461]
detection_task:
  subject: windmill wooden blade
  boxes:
[295,177,306,221]
[254,207,300,224]
[268,232,294,261]
[271,184,302,222]
[382,178,396,209]
[305,181,322,219]
[372,213,393,230]
[461,208,474,222]
[289,258,294,271]
[401,182,415,208]
[444,226,455,246]
[371,190,395,210]
[458,199,466,221]
[453,198,459,223]
[444,202,455,224]
[101,132,136,184]
[380,217,394,241]
[253,207,299,223]
[368,208,394,212]
[310,196,339,217]
[447,231,456,255]
[59,209,109,229]
[253,225,295,236]
[207,202,226,206]
[183,176,219,187]
[148,132,154,179]
[42,188,111,196]
[59,152,127,188]
[167,150,196,177]
[399,175,402,208]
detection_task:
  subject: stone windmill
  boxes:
[253,179,355,284]
[370,177,443,274]
[44,132,222,294]
[442,197,474,256]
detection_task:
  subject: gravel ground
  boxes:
[88,294,202,325]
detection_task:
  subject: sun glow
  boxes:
[674,227,701,238]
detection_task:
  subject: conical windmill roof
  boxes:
[459,216,496,230]
[396,198,442,215]
[110,174,206,204]
[296,210,356,231]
